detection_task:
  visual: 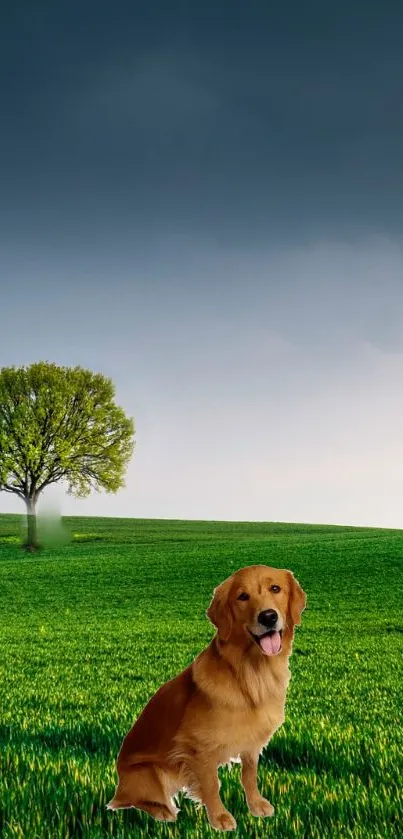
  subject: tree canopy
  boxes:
[0,362,135,549]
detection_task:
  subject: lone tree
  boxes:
[0,362,135,551]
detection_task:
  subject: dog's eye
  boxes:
[270,585,281,593]
[237,592,250,601]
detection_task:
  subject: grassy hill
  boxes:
[0,513,402,838]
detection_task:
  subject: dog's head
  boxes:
[206,565,306,656]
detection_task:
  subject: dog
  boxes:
[107,564,306,831]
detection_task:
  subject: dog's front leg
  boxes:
[188,756,237,831]
[240,749,274,818]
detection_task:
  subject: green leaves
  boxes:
[0,362,135,506]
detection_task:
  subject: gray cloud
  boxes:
[1,1,403,246]
[2,2,403,527]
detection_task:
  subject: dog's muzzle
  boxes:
[248,609,283,655]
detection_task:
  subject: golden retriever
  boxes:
[107,564,306,831]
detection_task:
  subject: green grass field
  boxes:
[1,513,402,838]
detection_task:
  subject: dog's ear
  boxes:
[206,578,233,641]
[286,571,306,627]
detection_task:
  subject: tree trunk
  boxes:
[25,496,39,551]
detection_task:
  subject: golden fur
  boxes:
[107,564,306,831]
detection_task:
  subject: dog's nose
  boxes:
[258,609,278,628]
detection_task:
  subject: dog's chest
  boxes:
[190,648,289,759]
[204,701,285,763]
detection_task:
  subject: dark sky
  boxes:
[2,1,403,527]
[2,0,403,248]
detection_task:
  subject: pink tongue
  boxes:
[260,631,281,656]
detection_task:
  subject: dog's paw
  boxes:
[248,796,274,817]
[137,802,178,822]
[106,798,132,810]
[158,808,178,822]
[209,810,237,831]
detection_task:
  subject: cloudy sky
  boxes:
[1,1,403,527]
